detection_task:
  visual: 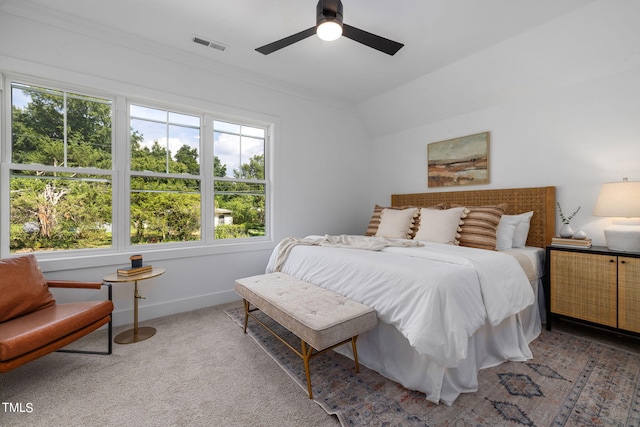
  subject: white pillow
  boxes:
[375,208,418,239]
[414,207,466,244]
[496,215,522,250]
[512,211,534,248]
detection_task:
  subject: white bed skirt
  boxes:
[334,279,543,405]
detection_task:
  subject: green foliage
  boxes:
[214,224,250,239]
[235,154,264,180]
[10,175,113,251]
[556,202,581,225]
[130,180,201,244]
[12,88,112,168]
[175,145,200,175]
[9,84,266,252]
[213,156,227,177]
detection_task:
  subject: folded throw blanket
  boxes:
[273,234,423,272]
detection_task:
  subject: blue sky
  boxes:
[12,86,264,178]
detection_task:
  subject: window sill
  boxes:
[37,239,277,273]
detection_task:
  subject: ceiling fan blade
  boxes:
[342,23,404,56]
[256,27,317,55]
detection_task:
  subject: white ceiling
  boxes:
[8,0,594,105]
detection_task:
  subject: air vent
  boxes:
[192,36,227,52]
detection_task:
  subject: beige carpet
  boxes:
[3,302,640,426]
[0,303,339,426]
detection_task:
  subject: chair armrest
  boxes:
[47,280,104,290]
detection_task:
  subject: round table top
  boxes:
[103,267,166,283]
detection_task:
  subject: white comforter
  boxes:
[266,236,534,369]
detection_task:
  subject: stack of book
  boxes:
[551,237,592,248]
[117,264,153,276]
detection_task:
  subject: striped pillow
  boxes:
[452,204,507,250]
[365,204,445,239]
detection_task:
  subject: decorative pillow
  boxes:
[365,204,445,238]
[375,207,419,239]
[511,211,534,248]
[414,207,467,244]
[451,204,507,250]
[495,214,522,250]
[0,254,55,323]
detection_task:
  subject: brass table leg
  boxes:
[114,280,156,344]
[243,299,250,333]
[301,340,314,399]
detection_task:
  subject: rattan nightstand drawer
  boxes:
[619,256,640,333]
[550,250,617,327]
[547,245,640,334]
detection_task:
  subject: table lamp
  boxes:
[593,177,640,252]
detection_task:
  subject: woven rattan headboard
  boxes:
[391,186,556,248]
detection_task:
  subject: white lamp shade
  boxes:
[593,181,640,217]
[594,180,640,252]
[316,20,342,41]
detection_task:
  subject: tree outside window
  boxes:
[9,83,113,252]
[213,121,266,239]
[5,80,270,255]
[129,105,201,245]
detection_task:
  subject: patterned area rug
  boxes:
[225,307,640,426]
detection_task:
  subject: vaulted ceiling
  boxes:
[5,0,594,105]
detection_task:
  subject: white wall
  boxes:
[0,8,371,326]
[359,0,640,247]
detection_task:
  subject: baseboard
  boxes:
[110,289,240,327]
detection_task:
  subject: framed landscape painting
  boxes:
[427,132,490,187]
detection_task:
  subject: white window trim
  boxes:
[0,74,276,268]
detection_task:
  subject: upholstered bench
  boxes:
[235,272,377,399]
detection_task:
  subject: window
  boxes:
[129,105,202,245]
[213,121,266,239]
[2,78,271,257]
[8,82,113,253]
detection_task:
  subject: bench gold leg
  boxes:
[240,299,366,401]
[301,340,314,399]
[351,335,360,373]
[242,299,250,334]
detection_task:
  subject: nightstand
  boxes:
[545,245,640,334]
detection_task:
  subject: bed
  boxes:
[266,186,556,405]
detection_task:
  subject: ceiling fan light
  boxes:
[317,20,342,41]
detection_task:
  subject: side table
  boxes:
[103,267,166,344]
[546,245,640,334]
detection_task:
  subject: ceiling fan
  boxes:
[255,0,404,56]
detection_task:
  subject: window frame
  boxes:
[0,74,274,263]
[212,118,269,242]
[2,77,118,258]
[127,101,204,248]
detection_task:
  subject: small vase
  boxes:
[559,224,575,238]
[573,230,588,240]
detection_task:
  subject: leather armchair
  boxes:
[0,255,114,373]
